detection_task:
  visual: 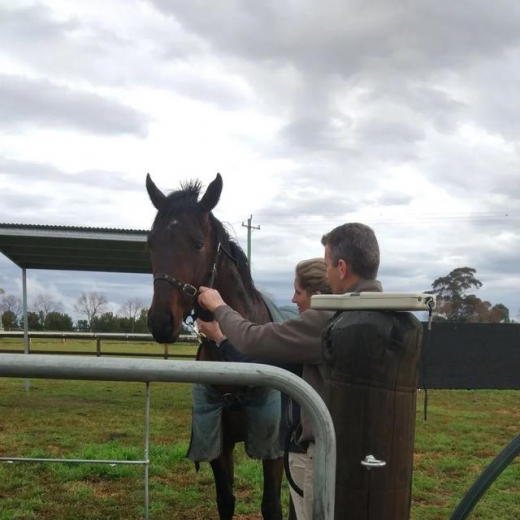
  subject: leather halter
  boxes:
[152,272,198,298]
[153,241,237,304]
[153,242,223,297]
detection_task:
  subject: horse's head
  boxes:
[146,173,223,343]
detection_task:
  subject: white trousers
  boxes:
[288,451,308,519]
[303,442,315,519]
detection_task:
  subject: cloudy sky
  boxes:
[1,0,519,322]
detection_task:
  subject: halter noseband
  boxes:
[152,273,198,299]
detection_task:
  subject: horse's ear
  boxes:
[146,173,167,210]
[199,173,223,213]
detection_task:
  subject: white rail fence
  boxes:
[0,354,336,520]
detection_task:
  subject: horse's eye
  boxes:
[193,241,204,251]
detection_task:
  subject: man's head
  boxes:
[321,223,380,293]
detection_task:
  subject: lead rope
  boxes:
[423,298,435,421]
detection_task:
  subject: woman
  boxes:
[197,258,332,520]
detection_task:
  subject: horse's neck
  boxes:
[216,265,270,325]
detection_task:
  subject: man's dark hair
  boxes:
[321,223,380,279]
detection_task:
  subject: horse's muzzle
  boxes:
[147,310,180,344]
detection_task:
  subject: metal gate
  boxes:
[0,354,336,519]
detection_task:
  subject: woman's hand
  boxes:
[196,319,225,343]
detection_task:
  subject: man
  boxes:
[197,222,382,519]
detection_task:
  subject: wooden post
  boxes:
[322,310,423,520]
[163,344,168,360]
[96,338,101,357]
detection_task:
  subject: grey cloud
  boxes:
[148,0,520,160]
[376,193,413,206]
[0,75,149,136]
[278,115,353,152]
[0,156,148,227]
[356,119,423,145]
[361,83,467,134]
[420,137,520,201]
[0,156,142,191]
[147,1,520,78]
[0,4,248,112]
[0,4,78,46]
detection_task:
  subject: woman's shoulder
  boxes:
[299,309,335,324]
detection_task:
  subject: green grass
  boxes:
[0,339,519,519]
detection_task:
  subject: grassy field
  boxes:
[0,338,519,519]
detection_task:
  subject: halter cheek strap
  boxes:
[153,241,237,322]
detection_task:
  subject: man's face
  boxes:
[324,245,342,294]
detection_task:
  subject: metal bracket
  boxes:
[361,454,386,470]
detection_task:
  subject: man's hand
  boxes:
[198,286,226,312]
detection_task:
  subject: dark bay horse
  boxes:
[146,173,284,520]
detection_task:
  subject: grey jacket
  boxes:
[215,278,383,444]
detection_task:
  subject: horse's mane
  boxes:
[210,214,262,300]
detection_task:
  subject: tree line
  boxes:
[0,290,152,333]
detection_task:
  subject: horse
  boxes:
[145,173,284,520]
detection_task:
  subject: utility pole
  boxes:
[242,215,260,265]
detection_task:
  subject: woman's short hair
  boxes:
[295,258,332,296]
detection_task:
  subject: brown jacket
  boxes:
[215,278,383,444]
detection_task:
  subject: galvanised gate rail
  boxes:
[0,354,336,520]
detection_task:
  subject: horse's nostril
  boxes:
[147,311,178,343]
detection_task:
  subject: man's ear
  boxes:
[338,259,348,279]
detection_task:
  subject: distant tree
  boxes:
[27,311,44,331]
[429,267,482,321]
[119,298,146,333]
[1,310,18,330]
[33,293,63,324]
[91,312,120,333]
[76,320,89,332]
[74,292,107,331]
[133,309,149,333]
[0,294,23,322]
[488,303,510,323]
[45,312,74,331]
[429,267,509,322]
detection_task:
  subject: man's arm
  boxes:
[198,286,333,364]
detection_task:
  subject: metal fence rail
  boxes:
[0,331,198,358]
[0,354,336,520]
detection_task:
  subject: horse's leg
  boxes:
[261,457,284,520]
[210,445,235,520]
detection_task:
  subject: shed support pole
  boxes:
[22,267,30,392]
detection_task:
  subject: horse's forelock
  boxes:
[152,180,204,228]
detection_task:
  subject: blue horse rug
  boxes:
[187,383,282,461]
[186,293,293,462]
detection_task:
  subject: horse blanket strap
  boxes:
[187,383,283,462]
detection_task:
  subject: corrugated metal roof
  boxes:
[0,223,151,273]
